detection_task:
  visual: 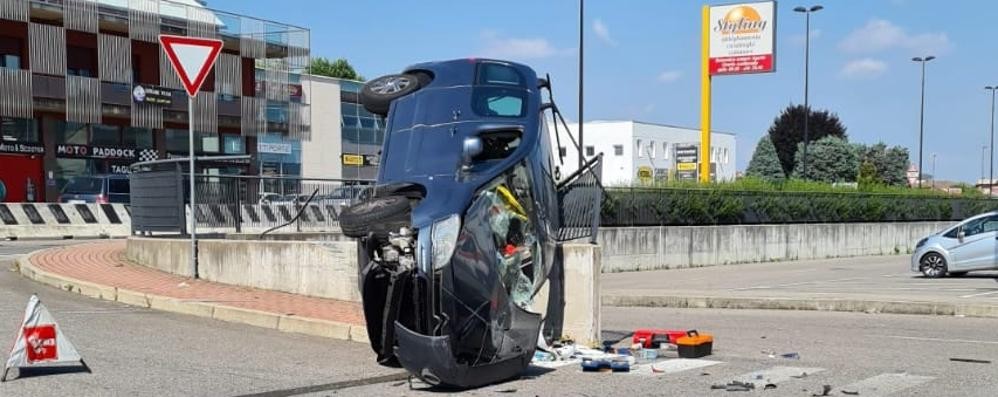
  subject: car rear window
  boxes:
[62,177,102,194]
[477,62,524,86]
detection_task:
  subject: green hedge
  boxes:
[602,188,998,226]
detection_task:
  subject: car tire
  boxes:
[919,252,948,278]
[949,271,968,277]
[340,195,412,239]
[361,73,422,116]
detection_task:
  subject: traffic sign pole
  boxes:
[158,34,223,279]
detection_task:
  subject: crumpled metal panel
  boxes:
[0,0,29,22]
[66,75,101,124]
[127,0,159,42]
[29,24,67,76]
[64,0,98,33]
[191,91,218,134]
[98,34,132,83]
[215,53,241,96]
[0,68,32,118]
[240,96,265,136]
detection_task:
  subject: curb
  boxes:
[602,294,998,318]
[14,247,369,344]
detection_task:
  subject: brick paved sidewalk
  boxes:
[28,240,365,326]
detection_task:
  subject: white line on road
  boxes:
[960,290,998,298]
[732,277,866,291]
[628,358,722,376]
[882,335,998,345]
[834,373,934,397]
[733,366,825,387]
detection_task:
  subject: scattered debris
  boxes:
[390,381,406,387]
[950,357,991,364]
[764,383,777,390]
[791,372,809,379]
[842,389,860,395]
[495,388,518,393]
[177,281,189,288]
[701,372,711,376]
[811,385,832,396]
[780,352,800,360]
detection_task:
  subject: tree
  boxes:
[791,136,859,183]
[767,104,848,177]
[857,142,910,186]
[745,135,785,181]
[306,57,364,81]
[857,160,878,190]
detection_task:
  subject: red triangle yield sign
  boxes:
[159,34,224,97]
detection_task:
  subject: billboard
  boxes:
[709,1,776,75]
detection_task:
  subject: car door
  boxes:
[948,215,998,270]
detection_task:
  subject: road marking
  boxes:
[731,278,867,291]
[960,290,998,298]
[834,373,934,397]
[733,366,825,388]
[882,335,998,345]
[627,358,722,376]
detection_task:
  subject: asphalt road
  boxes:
[603,255,998,305]
[4,241,998,396]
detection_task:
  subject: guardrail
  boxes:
[0,202,131,239]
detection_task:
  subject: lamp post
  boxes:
[986,86,997,197]
[793,5,822,179]
[912,55,935,188]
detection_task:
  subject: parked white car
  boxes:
[911,211,998,277]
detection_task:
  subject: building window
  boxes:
[559,146,567,157]
[67,46,97,77]
[90,124,120,146]
[649,141,656,158]
[0,36,23,70]
[123,127,153,149]
[223,135,245,154]
[636,139,642,158]
[723,148,729,164]
[1,118,37,142]
[663,142,669,159]
[585,145,595,157]
[613,144,623,156]
[49,120,88,145]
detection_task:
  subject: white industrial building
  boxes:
[551,120,736,186]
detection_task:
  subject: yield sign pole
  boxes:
[159,34,223,278]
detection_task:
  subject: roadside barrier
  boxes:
[0,202,130,239]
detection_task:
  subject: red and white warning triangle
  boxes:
[2,294,88,382]
[159,34,223,97]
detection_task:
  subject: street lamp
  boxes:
[912,55,935,188]
[793,5,823,179]
[986,86,997,197]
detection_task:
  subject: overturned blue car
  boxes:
[339,58,602,388]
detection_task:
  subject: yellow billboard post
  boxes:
[700,5,712,183]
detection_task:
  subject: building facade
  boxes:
[552,120,737,185]
[300,75,384,181]
[0,0,309,202]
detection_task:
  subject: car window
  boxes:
[962,215,998,237]
[477,63,524,86]
[472,87,526,118]
[62,177,102,194]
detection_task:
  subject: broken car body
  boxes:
[339,58,602,388]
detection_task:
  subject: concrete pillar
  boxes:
[535,243,601,346]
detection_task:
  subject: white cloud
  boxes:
[478,30,568,60]
[657,70,682,83]
[593,18,616,46]
[838,19,951,55]
[840,58,888,79]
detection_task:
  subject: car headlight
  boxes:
[431,214,461,270]
[916,238,928,249]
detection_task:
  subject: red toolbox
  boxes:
[632,329,689,348]
[676,330,713,358]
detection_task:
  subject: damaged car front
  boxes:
[339,59,568,388]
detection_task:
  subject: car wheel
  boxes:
[361,73,422,116]
[949,271,968,277]
[919,252,947,278]
[339,195,412,239]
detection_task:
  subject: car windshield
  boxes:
[62,177,102,194]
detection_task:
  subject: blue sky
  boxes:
[211,0,996,182]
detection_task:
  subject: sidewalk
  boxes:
[603,255,998,318]
[15,240,368,343]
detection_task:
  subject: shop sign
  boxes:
[257,142,293,154]
[636,166,653,185]
[0,142,45,155]
[675,144,699,164]
[342,153,380,166]
[132,84,173,106]
[56,144,136,160]
[708,1,776,75]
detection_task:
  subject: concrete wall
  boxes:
[599,221,954,272]
[1,203,130,239]
[126,237,193,277]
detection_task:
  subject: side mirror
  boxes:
[462,136,483,170]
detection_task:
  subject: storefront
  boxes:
[0,117,44,202]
